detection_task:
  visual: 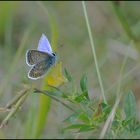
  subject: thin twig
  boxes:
[6,86,30,109]
[34,88,77,113]
[0,90,30,128]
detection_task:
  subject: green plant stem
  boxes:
[82,1,107,104]
[34,88,77,113]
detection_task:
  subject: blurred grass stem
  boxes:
[82,1,107,104]
[0,25,34,96]
[116,48,129,97]
[106,61,140,94]
[112,2,137,41]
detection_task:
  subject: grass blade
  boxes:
[82,1,106,103]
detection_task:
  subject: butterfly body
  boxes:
[26,34,56,80]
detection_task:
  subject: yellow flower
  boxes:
[43,62,67,87]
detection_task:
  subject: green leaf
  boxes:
[64,68,72,82]
[64,124,92,131]
[64,112,91,125]
[124,90,137,119]
[43,89,63,98]
[101,102,108,109]
[78,113,90,124]
[43,86,68,98]
[74,92,88,103]
[101,102,111,114]
[80,74,87,92]
[80,74,89,100]
[63,113,79,123]
[78,125,95,132]
[122,118,133,127]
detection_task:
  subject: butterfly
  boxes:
[26,34,56,80]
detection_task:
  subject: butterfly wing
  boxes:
[37,34,53,55]
[26,50,52,66]
[28,59,52,80]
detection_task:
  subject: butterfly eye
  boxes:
[52,53,56,56]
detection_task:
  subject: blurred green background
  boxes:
[0,1,140,138]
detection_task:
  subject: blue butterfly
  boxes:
[26,34,56,80]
